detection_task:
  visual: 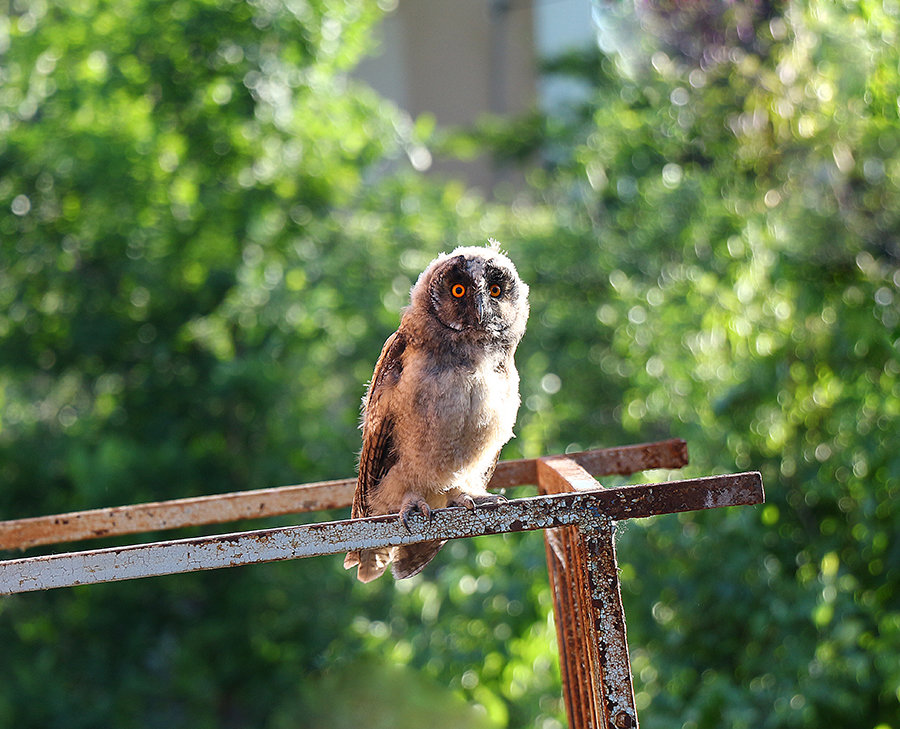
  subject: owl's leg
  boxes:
[399,493,433,531]
[448,492,508,510]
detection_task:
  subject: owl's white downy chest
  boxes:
[395,348,520,487]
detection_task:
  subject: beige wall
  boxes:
[356,0,537,193]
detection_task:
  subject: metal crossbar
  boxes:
[0,439,765,729]
[0,439,689,551]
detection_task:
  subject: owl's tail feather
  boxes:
[344,540,444,581]
[392,540,447,579]
[345,548,393,583]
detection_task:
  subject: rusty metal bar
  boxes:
[0,439,688,551]
[0,479,356,552]
[568,439,688,478]
[579,521,637,729]
[541,463,604,729]
[0,472,762,595]
[538,456,639,729]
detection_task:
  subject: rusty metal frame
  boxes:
[0,439,765,729]
[0,439,689,551]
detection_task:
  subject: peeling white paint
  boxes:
[1,472,762,596]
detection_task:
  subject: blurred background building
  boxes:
[354,0,596,191]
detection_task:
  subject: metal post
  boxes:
[578,519,637,729]
[538,457,638,729]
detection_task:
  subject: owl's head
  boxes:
[409,241,529,348]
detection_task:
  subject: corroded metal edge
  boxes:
[579,522,638,729]
[1,472,762,595]
[0,439,688,551]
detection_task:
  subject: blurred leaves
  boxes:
[1,0,898,728]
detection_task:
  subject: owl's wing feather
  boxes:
[344,330,406,578]
[482,449,501,488]
[392,540,447,579]
[352,329,406,518]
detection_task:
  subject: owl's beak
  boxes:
[474,295,486,325]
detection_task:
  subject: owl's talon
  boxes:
[399,497,432,531]
[449,494,477,511]
[472,493,507,507]
[450,493,506,510]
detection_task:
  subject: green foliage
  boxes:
[1,0,898,728]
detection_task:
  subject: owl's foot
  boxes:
[399,495,433,531]
[449,492,508,510]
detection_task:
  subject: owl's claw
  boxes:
[474,493,508,507]
[399,496,433,531]
[450,494,477,510]
[449,493,507,511]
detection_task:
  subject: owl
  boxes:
[343,241,530,582]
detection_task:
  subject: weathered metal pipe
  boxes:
[1,471,763,596]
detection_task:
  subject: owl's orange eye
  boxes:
[451,284,466,298]
[489,284,502,297]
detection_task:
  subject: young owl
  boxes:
[344,241,530,582]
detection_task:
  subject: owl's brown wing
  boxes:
[351,329,406,518]
[344,330,406,578]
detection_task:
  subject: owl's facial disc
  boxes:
[429,255,517,335]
